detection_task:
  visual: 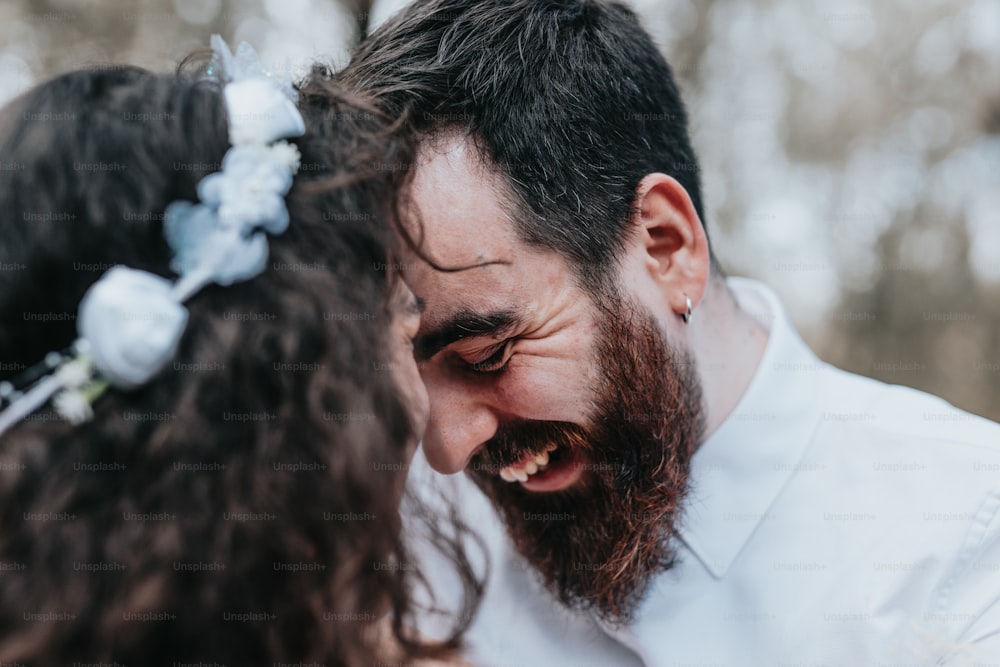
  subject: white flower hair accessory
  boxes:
[0,35,304,438]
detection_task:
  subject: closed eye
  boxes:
[462,341,512,375]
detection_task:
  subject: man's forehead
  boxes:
[406,133,567,330]
[408,133,518,265]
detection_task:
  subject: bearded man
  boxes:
[345,1,1000,664]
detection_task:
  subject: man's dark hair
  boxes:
[347,0,713,293]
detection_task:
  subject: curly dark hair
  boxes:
[0,64,479,665]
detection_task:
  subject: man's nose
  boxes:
[419,379,499,474]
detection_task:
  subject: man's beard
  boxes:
[466,297,705,624]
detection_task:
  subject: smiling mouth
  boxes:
[497,443,584,492]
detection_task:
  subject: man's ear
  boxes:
[632,173,711,313]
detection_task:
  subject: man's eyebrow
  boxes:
[414,309,520,362]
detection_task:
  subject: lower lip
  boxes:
[519,448,584,493]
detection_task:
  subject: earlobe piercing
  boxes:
[681,295,692,324]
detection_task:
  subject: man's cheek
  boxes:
[497,371,597,425]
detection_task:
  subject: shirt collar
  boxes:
[678,277,828,578]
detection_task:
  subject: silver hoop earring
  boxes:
[681,295,692,324]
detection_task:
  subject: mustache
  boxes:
[469,419,592,476]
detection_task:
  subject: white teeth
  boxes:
[500,443,559,482]
[498,444,560,482]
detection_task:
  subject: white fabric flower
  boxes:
[224,78,305,145]
[53,389,93,425]
[164,201,270,286]
[54,357,92,389]
[268,141,302,173]
[198,144,294,234]
[77,267,189,389]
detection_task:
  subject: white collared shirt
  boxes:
[407,277,1000,666]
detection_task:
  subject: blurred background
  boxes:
[2,0,998,420]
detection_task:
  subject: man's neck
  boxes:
[689,277,770,442]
